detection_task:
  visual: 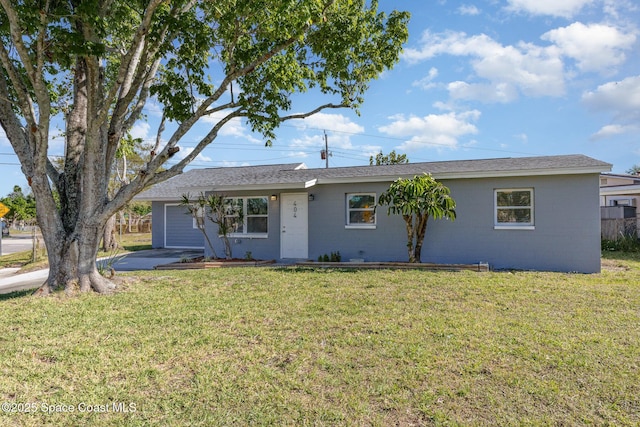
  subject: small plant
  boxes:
[244,251,253,261]
[602,233,640,252]
[319,251,341,262]
[98,247,120,278]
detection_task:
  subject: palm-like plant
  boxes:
[378,174,456,263]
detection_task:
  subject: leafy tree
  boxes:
[0,0,409,294]
[104,134,151,249]
[1,186,37,227]
[128,201,152,232]
[378,174,456,263]
[180,193,242,260]
[369,150,408,165]
[626,164,640,175]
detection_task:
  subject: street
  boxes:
[0,234,37,256]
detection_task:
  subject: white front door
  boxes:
[280,193,309,259]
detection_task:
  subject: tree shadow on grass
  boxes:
[0,289,33,301]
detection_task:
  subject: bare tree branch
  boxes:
[277,103,350,121]
[0,38,37,132]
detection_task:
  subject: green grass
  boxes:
[0,253,639,425]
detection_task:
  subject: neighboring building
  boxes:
[600,173,640,238]
[136,154,611,273]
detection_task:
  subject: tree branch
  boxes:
[277,103,350,121]
[0,38,37,132]
[100,0,169,123]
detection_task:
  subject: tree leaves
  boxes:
[378,174,456,262]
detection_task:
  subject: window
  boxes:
[192,207,205,229]
[224,197,268,236]
[494,188,534,229]
[346,193,376,228]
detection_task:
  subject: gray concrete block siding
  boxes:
[144,155,609,273]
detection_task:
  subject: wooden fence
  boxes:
[601,218,638,240]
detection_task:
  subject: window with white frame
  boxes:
[224,197,269,236]
[346,193,376,228]
[494,188,534,228]
[192,206,205,229]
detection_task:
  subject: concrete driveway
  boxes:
[105,248,203,271]
[0,248,203,295]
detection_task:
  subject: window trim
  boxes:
[345,193,377,229]
[224,196,269,238]
[192,206,204,229]
[494,188,535,230]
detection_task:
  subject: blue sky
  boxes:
[1,0,639,197]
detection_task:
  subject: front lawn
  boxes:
[0,254,638,425]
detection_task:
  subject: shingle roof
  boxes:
[136,163,306,200]
[136,154,611,200]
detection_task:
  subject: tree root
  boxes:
[79,272,117,294]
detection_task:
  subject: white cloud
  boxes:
[582,75,640,112]
[291,112,364,135]
[287,151,310,158]
[289,112,365,151]
[286,113,379,162]
[458,5,480,15]
[217,117,261,143]
[590,124,638,140]
[378,111,480,151]
[513,133,529,143]
[602,0,638,19]
[412,67,439,90]
[289,131,356,151]
[217,160,251,168]
[404,31,566,101]
[582,75,640,139]
[200,115,262,144]
[505,0,595,18]
[542,22,636,73]
[403,22,637,105]
[129,122,152,141]
[447,81,519,103]
[143,99,165,118]
[289,134,324,149]
[176,145,213,163]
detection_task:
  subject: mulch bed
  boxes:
[154,257,276,270]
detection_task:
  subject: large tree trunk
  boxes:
[33,237,78,296]
[34,218,117,295]
[102,215,118,251]
[78,222,116,293]
[31,57,119,296]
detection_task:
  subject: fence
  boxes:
[115,217,152,234]
[601,218,638,240]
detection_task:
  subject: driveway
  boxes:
[0,248,203,295]
[106,248,203,271]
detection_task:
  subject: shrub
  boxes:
[602,234,640,252]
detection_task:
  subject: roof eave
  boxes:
[178,181,317,193]
[316,165,611,184]
[600,184,640,196]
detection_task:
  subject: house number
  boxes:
[293,201,297,218]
